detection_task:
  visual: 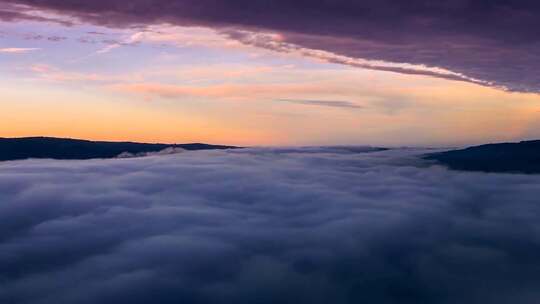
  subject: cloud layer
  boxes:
[1,148,540,303]
[0,47,39,53]
[3,0,540,92]
[277,99,363,109]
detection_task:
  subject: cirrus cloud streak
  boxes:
[0,47,39,53]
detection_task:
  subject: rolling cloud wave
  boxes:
[1,148,540,303]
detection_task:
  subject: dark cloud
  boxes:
[20,33,67,41]
[0,9,71,25]
[46,35,66,41]
[0,2,73,26]
[3,0,540,92]
[1,148,540,303]
[87,31,106,35]
[277,99,363,109]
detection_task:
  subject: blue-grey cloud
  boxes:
[1,148,540,303]
[2,0,540,92]
[277,99,363,109]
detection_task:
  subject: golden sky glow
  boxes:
[2,22,540,147]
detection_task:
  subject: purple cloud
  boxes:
[2,0,540,92]
[277,99,363,109]
[0,2,73,25]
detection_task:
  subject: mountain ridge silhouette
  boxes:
[0,137,238,161]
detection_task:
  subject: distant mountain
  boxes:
[0,137,239,161]
[425,140,540,174]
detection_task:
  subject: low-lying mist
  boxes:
[1,147,539,304]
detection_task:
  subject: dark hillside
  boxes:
[425,140,540,174]
[0,137,238,161]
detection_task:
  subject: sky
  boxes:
[1,0,540,146]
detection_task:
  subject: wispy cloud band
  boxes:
[0,47,40,53]
[276,99,363,109]
[3,0,540,92]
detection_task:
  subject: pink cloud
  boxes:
[0,47,40,53]
[110,82,364,105]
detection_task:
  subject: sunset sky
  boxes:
[4,3,540,303]
[2,1,540,146]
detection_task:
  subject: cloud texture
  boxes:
[1,148,540,303]
[0,47,39,53]
[3,0,540,92]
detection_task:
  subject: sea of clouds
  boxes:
[1,147,540,304]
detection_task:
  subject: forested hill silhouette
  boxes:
[425,140,540,174]
[0,137,238,161]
